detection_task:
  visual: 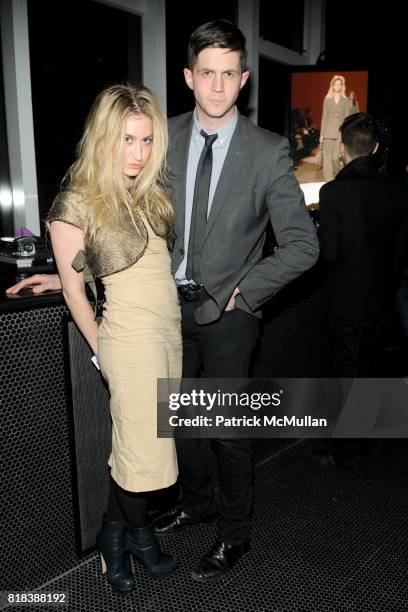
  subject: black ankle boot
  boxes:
[96,516,136,594]
[126,525,177,577]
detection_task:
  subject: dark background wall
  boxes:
[323,2,406,178]
[258,56,290,136]
[27,0,141,233]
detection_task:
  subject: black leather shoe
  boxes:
[191,540,250,582]
[154,506,217,536]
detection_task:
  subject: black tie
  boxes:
[186,130,218,284]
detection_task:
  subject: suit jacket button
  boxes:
[179,248,185,256]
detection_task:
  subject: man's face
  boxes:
[184,47,249,124]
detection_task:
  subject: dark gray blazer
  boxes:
[167,112,319,324]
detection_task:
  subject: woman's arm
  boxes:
[50,220,99,355]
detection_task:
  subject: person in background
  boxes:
[46,84,180,594]
[348,91,359,114]
[290,107,319,168]
[316,112,408,469]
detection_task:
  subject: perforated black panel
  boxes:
[0,304,78,591]
[66,321,111,552]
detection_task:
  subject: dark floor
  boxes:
[5,437,408,612]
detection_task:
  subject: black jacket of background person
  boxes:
[319,155,408,321]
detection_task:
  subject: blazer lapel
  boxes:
[204,116,248,242]
[168,116,194,243]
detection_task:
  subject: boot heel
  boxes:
[126,525,177,577]
[100,553,107,575]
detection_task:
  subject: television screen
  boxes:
[290,70,368,203]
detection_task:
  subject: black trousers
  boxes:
[329,318,385,459]
[176,300,259,544]
[329,318,385,377]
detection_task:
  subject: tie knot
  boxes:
[200,130,218,148]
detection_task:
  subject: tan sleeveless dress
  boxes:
[97,222,181,492]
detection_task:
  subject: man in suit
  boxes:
[153,20,319,581]
[7,20,319,581]
[316,112,408,469]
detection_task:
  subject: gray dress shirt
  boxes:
[175,107,239,284]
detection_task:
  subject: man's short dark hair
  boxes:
[340,112,379,157]
[187,20,247,72]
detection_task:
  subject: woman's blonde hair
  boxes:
[65,83,172,240]
[326,75,346,98]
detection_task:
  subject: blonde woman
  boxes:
[319,75,358,181]
[46,84,181,593]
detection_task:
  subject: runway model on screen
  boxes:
[8,21,319,582]
[319,75,359,181]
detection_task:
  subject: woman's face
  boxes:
[122,114,153,179]
[332,79,343,93]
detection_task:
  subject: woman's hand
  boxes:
[6,274,62,295]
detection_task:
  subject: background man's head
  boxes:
[340,113,379,160]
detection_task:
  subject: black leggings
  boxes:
[106,475,148,528]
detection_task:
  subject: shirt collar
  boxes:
[192,106,239,146]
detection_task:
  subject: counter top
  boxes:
[0,284,64,312]
[0,275,102,313]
